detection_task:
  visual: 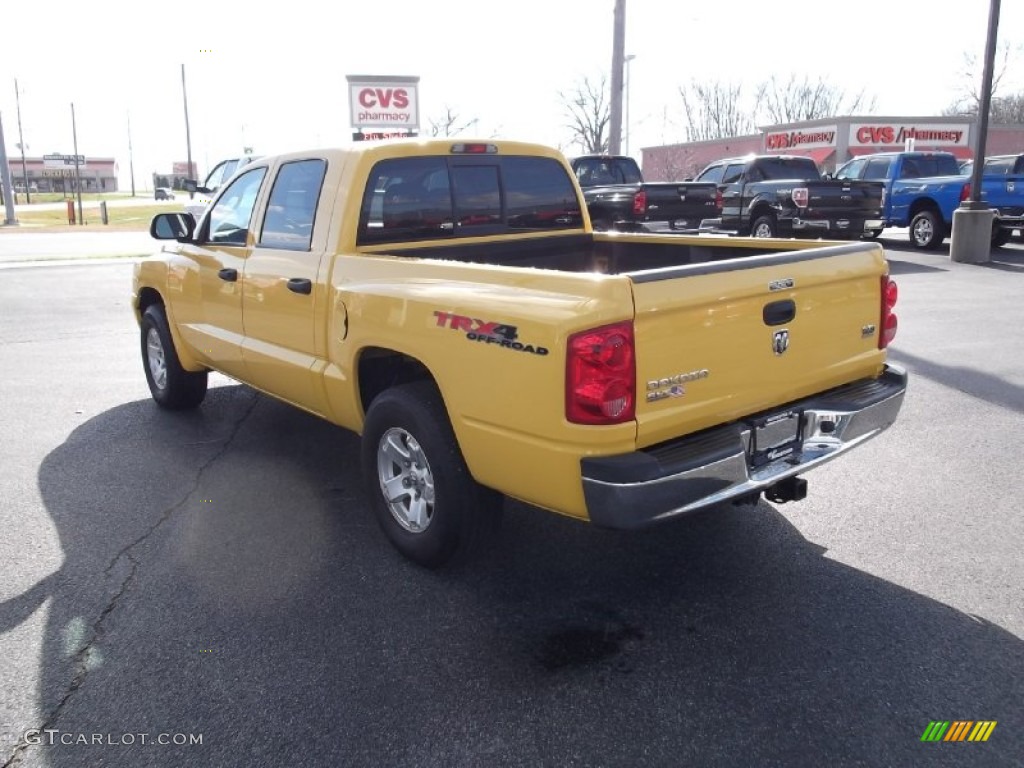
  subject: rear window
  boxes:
[573,157,642,186]
[755,158,820,181]
[358,155,582,244]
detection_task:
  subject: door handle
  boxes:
[287,278,312,295]
[763,299,796,326]
[218,268,238,282]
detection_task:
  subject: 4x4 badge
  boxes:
[773,329,790,356]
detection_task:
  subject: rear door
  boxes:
[628,244,888,448]
[241,157,332,415]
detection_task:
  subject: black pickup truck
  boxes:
[694,155,885,239]
[569,155,721,232]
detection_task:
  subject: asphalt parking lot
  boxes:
[1,233,1022,767]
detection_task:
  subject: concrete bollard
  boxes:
[949,206,994,264]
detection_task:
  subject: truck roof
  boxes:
[249,138,572,167]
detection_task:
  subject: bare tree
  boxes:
[678,80,756,141]
[755,75,876,124]
[942,42,1021,117]
[428,107,480,137]
[991,92,1024,123]
[560,76,610,154]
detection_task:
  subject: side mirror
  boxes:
[150,212,196,242]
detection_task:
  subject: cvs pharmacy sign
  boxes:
[347,75,420,130]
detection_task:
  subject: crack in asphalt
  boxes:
[2,391,260,768]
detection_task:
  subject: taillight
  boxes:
[880,275,898,349]
[633,190,647,216]
[715,189,723,210]
[566,321,636,425]
[792,187,809,208]
[960,183,971,203]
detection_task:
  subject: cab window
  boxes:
[207,167,267,245]
[721,164,746,184]
[259,159,327,251]
[835,158,866,180]
[862,158,892,180]
[696,165,725,184]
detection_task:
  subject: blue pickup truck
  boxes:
[833,150,1023,249]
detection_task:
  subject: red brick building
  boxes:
[641,115,1024,181]
[5,155,118,194]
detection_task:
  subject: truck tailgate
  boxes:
[630,243,888,449]
[643,183,720,224]
[803,181,883,221]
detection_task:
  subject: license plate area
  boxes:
[748,410,803,468]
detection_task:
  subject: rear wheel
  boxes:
[909,209,944,250]
[140,304,208,410]
[750,214,778,238]
[991,226,1011,248]
[361,381,502,568]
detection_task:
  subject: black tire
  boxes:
[909,209,944,250]
[361,381,502,569]
[750,214,778,238]
[862,228,883,240]
[591,217,612,232]
[140,304,208,410]
[991,226,1012,248]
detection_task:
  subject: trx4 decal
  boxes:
[433,311,549,356]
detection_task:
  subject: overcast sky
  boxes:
[2,0,1022,189]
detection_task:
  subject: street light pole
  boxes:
[127,111,136,197]
[14,79,30,204]
[624,54,636,156]
[182,64,194,198]
[71,102,84,226]
[608,0,626,154]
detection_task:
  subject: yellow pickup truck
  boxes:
[133,138,907,568]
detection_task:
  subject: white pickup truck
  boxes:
[184,155,260,221]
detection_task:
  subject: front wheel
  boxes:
[750,214,778,238]
[909,210,944,250]
[361,381,502,568]
[140,305,208,410]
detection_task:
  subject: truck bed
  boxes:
[376,231,856,274]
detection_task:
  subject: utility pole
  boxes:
[14,79,30,203]
[71,103,84,225]
[608,0,626,154]
[182,64,194,197]
[127,111,136,197]
[624,54,636,155]
[949,0,1001,264]
[1,113,18,225]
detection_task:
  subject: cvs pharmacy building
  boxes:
[642,115,1024,180]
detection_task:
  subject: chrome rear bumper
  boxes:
[582,365,908,529]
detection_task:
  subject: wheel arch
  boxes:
[357,346,440,424]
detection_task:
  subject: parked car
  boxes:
[183,155,261,220]
[137,139,907,568]
[154,187,176,201]
[568,154,721,232]
[695,155,884,239]
[834,151,1022,248]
